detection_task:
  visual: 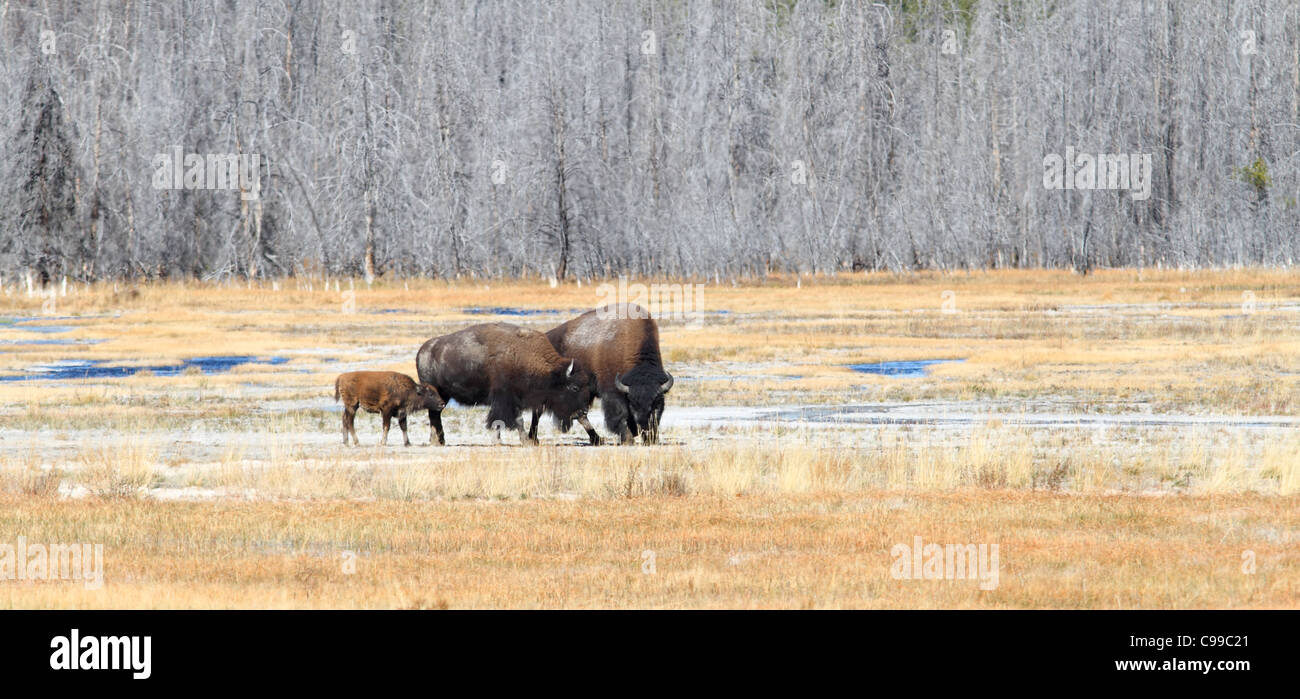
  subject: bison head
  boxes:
[614,370,673,433]
[549,359,598,430]
[414,383,446,412]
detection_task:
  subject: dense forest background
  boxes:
[1,0,1298,284]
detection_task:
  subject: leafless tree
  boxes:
[1,0,1297,283]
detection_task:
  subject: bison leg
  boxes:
[428,409,445,446]
[518,417,539,447]
[644,402,663,444]
[380,410,392,446]
[342,405,357,446]
[622,414,638,445]
[528,409,542,443]
[577,414,602,446]
[602,394,631,445]
[398,414,411,447]
[613,417,634,445]
[487,391,533,445]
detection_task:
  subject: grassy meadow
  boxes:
[0,269,1298,607]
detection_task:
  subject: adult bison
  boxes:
[415,323,598,446]
[545,303,673,445]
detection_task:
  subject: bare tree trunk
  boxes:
[552,88,571,281]
[362,75,377,283]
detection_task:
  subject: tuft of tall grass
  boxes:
[77,439,159,499]
[0,450,62,497]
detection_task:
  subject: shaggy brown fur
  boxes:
[334,371,445,446]
[546,303,672,444]
[415,323,597,445]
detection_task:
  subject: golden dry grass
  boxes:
[4,422,1298,503]
[1,491,1294,609]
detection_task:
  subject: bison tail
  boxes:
[333,377,340,402]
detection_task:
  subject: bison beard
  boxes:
[610,366,673,443]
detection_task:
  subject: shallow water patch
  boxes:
[0,317,102,345]
[0,355,290,382]
[848,359,964,378]
[1,317,78,334]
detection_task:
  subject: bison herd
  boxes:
[334,303,674,447]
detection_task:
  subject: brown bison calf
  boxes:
[334,371,445,446]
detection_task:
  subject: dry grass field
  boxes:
[1,269,1298,608]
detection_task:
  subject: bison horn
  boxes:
[566,359,574,378]
[659,373,674,394]
[614,374,630,394]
